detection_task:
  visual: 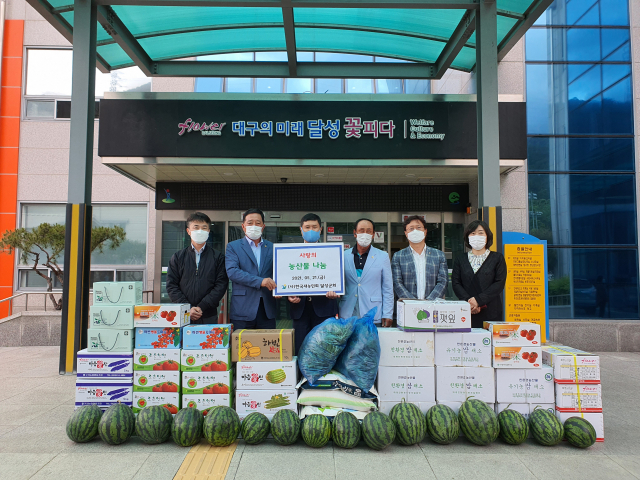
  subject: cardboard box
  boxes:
[134,304,191,327]
[541,346,600,384]
[87,328,134,353]
[76,349,133,378]
[181,349,231,372]
[135,327,182,349]
[376,366,435,403]
[236,358,298,389]
[75,380,133,408]
[555,384,603,412]
[134,349,181,371]
[182,371,233,394]
[377,328,434,366]
[495,366,555,403]
[496,403,555,420]
[132,392,180,413]
[235,389,297,418]
[435,366,495,403]
[396,299,471,332]
[555,411,604,441]
[93,281,142,305]
[183,324,233,350]
[434,329,492,367]
[133,371,180,392]
[231,329,295,362]
[484,322,541,346]
[493,346,542,368]
[89,305,134,329]
[379,401,436,416]
[182,394,233,411]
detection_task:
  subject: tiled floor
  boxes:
[0,347,638,480]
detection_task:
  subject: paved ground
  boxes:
[0,347,639,480]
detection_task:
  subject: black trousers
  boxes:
[231,299,276,331]
[293,298,327,355]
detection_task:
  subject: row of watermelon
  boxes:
[67,398,597,449]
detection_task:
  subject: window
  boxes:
[256,78,283,93]
[16,203,148,291]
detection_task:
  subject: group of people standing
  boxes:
[166,208,507,352]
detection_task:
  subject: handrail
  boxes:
[0,290,154,319]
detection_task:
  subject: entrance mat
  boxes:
[174,440,238,480]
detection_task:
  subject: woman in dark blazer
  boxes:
[452,220,507,328]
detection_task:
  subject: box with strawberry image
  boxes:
[134,349,181,371]
[180,348,231,372]
[133,371,180,392]
[182,324,233,350]
[493,346,542,368]
[183,394,233,413]
[134,304,190,327]
[484,321,541,346]
[132,392,180,414]
[135,327,182,349]
[182,371,233,395]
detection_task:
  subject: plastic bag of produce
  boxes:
[298,316,356,385]
[334,307,380,393]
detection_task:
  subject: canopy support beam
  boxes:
[434,9,475,78]
[94,0,480,8]
[282,1,297,77]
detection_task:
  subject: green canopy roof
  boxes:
[28,0,551,78]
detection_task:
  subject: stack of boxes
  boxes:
[181,324,234,414]
[542,345,604,441]
[231,329,297,421]
[75,281,143,410]
[132,304,190,413]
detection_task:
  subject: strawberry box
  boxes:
[87,328,134,353]
[492,346,542,368]
[133,371,180,392]
[135,327,182,349]
[182,394,233,412]
[132,392,180,414]
[89,305,134,329]
[181,348,231,372]
[76,349,133,378]
[134,349,181,371]
[75,380,133,409]
[93,281,142,305]
[484,322,541,346]
[182,324,233,350]
[182,371,233,394]
[236,358,298,390]
[134,304,190,327]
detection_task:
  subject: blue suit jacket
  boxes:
[339,247,394,322]
[391,245,448,300]
[225,238,277,321]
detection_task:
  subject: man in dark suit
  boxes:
[225,208,277,330]
[287,213,339,354]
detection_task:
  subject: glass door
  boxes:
[325,221,389,253]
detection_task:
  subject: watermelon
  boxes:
[362,411,396,451]
[564,417,596,448]
[203,406,240,447]
[332,411,361,449]
[426,404,459,445]
[271,409,301,446]
[497,409,528,445]
[301,414,331,448]
[136,405,173,444]
[66,405,102,443]
[241,413,270,445]
[389,400,426,446]
[529,407,564,446]
[458,399,499,446]
[98,403,135,445]
[172,407,204,447]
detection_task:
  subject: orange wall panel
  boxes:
[2,21,24,58]
[0,148,19,174]
[0,87,21,117]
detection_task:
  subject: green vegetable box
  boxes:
[133,392,180,414]
[133,371,181,392]
[236,358,297,389]
[235,390,297,419]
[87,328,134,352]
[93,281,143,305]
[181,348,231,372]
[182,371,233,394]
[397,299,471,332]
[89,305,134,329]
[134,349,181,371]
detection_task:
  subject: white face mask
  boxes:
[245,225,263,240]
[469,235,487,250]
[407,229,425,244]
[356,233,373,248]
[190,229,209,244]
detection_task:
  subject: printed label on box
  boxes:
[132,392,180,414]
[93,282,142,305]
[182,371,233,394]
[377,366,435,403]
[377,329,434,367]
[483,322,541,346]
[133,371,180,392]
[495,366,555,403]
[397,299,471,332]
[87,328,134,353]
[180,349,231,372]
[134,349,181,371]
[76,382,133,407]
[135,327,182,349]
[235,390,297,418]
[493,346,542,368]
[541,346,600,384]
[76,349,133,378]
[182,394,232,412]
[89,305,134,329]
[555,384,603,412]
[183,324,233,349]
[231,329,295,362]
[434,329,492,367]
[435,366,496,403]
[134,304,191,327]
[236,358,298,389]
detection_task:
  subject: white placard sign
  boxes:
[273,243,345,296]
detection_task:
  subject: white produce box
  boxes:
[377,366,435,403]
[235,390,297,419]
[377,328,434,366]
[236,358,297,389]
[555,384,603,412]
[435,366,495,403]
[541,345,600,384]
[76,349,133,378]
[495,366,555,403]
[396,299,471,332]
[434,328,492,367]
